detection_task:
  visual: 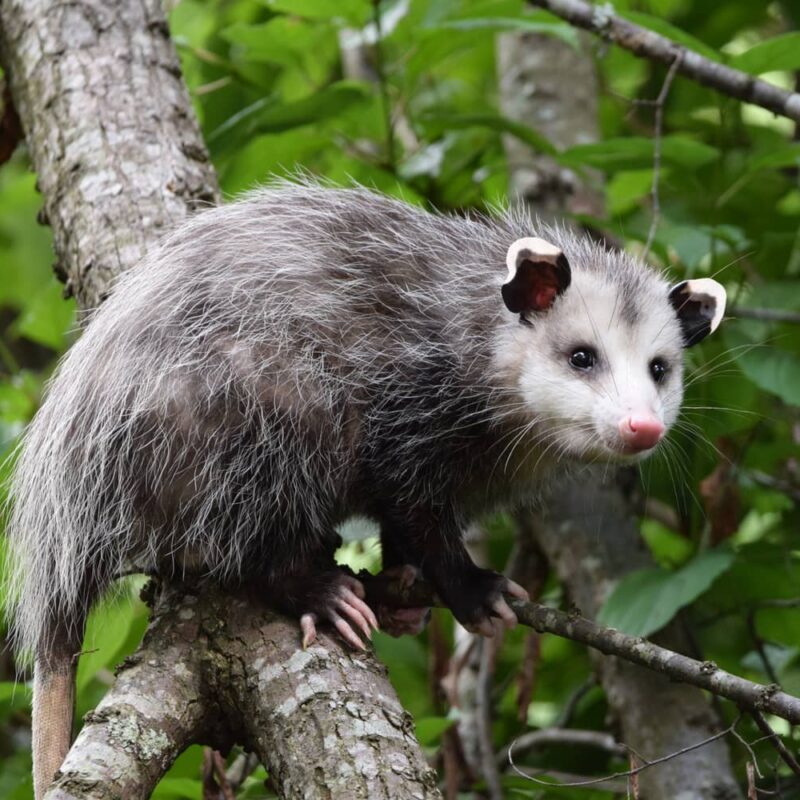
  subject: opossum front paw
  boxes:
[298,572,379,651]
[438,568,529,637]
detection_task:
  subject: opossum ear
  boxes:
[502,237,571,314]
[668,278,727,347]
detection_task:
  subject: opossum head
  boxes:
[496,235,726,462]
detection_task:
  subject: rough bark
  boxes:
[0,1,440,798]
[496,29,743,800]
[0,0,220,309]
[530,0,800,123]
[47,583,441,800]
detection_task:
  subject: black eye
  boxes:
[650,358,669,384]
[569,347,597,371]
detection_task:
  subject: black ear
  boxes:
[502,237,571,314]
[668,278,727,347]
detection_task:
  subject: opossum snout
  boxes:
[618,415,665,452]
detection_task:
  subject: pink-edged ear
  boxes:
[502,237,571,315]
[668,278,727,347]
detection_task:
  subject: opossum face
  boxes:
[497,237,726,462]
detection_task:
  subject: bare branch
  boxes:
[476,637,503,800]
[47,581,443,800]
[506,714,742,789]
[364,575,800,725]
[643,53,682,259]
[499,727,626,767]
[748,710,800,777]
[529,0,800,123]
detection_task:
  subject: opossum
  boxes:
[5,181,726,797]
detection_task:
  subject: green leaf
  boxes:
[420,112,556,156]
[598,549,735,636]
[741,281,800,312]
[561,136,719,171]
[735,345,800,406]
[0,681,31,723]
[730,33,800,75]
[428,17,578,48]
[415,715,455,746]
[618,11,721,62]
[262,0,369,26]
[76,597,138,693]
[208,81,371,155]
[12,276,76,350]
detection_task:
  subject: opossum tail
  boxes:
[4,337,117,797]
[32,626,82,799]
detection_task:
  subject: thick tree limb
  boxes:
[47,582,441,800]
[0,0,220,308]
[530,0,800,123]
[365,574,800,726]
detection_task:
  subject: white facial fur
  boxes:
[495,269,686,463]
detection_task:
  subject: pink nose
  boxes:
[618,415,665,452]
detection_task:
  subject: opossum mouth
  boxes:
[582,439,661,463]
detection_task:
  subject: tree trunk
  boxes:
[0,2,440,798]
[0,0,219,308]
[497,29,742,800]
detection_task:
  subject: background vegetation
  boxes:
[1,0,799,797]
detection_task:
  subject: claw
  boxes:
[340,588,380,632]
[300,613,318,649]
[336,589,374,640]
[331,613,366,650]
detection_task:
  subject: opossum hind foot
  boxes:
[295,571,379,651]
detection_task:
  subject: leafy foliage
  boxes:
[1,0,799,797]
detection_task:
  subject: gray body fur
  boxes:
[7,180,680,658]
[7,180,706,798]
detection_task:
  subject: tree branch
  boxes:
[364,575,800,725]
[47,581,443,800]
[529,0,800,123]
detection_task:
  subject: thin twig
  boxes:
[476,635,503,800]
[371,0,396,171]
[363,574,800,724]
[555,677,596,727]
[225,752,260,790]
[499,727,626,767]
[749,710,800,777]
[643,52,682,259]
[747,609,780,685]
[528,0,800,123]
[507,714,742,788]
